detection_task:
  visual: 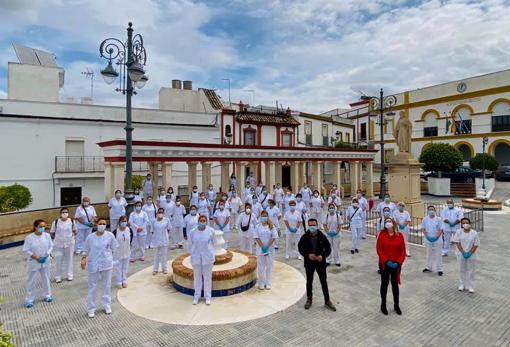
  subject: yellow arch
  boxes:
[454,141,475,159]
[420,108,440,121]
[451,104,475,118]
[488,139,510,156]
[487,98,510,113]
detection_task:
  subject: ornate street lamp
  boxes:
[99,22,148,206]
[482,136,489,192]
[369,89,397,199]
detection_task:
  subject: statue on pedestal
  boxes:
[394,111,412,153]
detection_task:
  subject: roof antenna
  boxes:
[81,68,94,99]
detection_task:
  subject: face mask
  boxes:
[357,193,361,198]
[209,187,213,190]
[115,193,121,198]
[97,225,106,232]
[193,189,197,192]
[329,208,335,214]
[398,207,404,212]
[448,204,454,209]
[160,192,165,196]
[190,210,197,216]
[136,206,142,212]
[353,203,359,208]
[260,216,268,223]
[290,206,296,211]
[166,198,171,203]
[245,208,251,213]
[147,177,151,180]
[384,198,390,203]
[147,200,153,204]
[383,211,390,217]
[314,194,319,198]
[428,211,435,217]
[198,222,206,230]
[157,213,164,218]
[309,226,317,233]
[120,222,128,228]
[37,226,45,233]
[222,196,227,201]
[385,222,393,229]
[83,202,90,207]
[200,196,205,200]
[332,194,336,198]
[61,212,69,218]
[169,190,173,193]
[232,193,236,196]
[219,205,225,210]
[176,201,181,206]
[462,223,471,230]
[296,198,302,202]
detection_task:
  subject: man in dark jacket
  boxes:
[298,218,336,311]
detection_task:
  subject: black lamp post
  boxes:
[482,136,489,191]
[369,88,397,199]
[99,22,148,206]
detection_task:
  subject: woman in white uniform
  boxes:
[230,173,237,189]
[440,198,464,256]
[238,203,256,254]
[283,188,295,213]
[50,207,76,282]
[197,192,210,217]
[283,200,303,260]
[421,206,444,276]
[310,190,325,220]
[184,205,199,242]
[128,201,149,262]
[152,208,171,275]
[23,219,53,308]
[392,202,412,257]
[254,211,279,290]
[113,215,132,289]
[227,191,242,230]
[108,190,127,233]
[166,187,176,202]
[347,198,363,254]
[213,201,231,248]
[327,191,342,210]
[143,196,157,249]
[74,197,97,254]
[189,185,200,207]
[273,183,284,211]
[171,197,186,249]
[81,219,118,318]
[142,173,154,202]
[206,184,217,219]
[188,215,215,305]
[323,203,343,267]
[452,217,480,293]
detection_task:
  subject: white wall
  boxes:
[262,126,277,146]
[159,87,218,113]
[8,63,63,102]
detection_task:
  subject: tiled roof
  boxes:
[236,111,301,126]
[200,88,224,110]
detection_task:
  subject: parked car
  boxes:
[429,166,482,183]
[495,166,510,181]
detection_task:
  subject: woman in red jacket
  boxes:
[376,217,406,316]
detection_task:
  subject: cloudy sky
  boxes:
[0,0,509,113]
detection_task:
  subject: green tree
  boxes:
[335,141,353,148]
[469,153,499,172]
[0,297,15,347]
[419,143,463,173]
[124,175,144,191]
[0,184,32,212]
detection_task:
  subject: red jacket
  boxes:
[376,230,406,284]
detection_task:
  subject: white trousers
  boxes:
[361,217,367,238]
[230,212,239,229]
[326,235,341,264]
[351,227,362,250]
[402,230,411,255]
[145,223,153,248]
[114,258,130,286]
[426,241,443,272]
[170,227,184,247]
[192,263,213,300]
[54,245,74,279]
[26,267,51,303]
[130,233,146,260]
[75,228,92,252]
[87,269,112,312]
[257,254,274,287]
[457,254,476,289]
[240,236,254,254]
[442,230,455,255]
[110,219,120,233]
[285,232,301,258]
[223,230,231,249]
[153,246,169,272]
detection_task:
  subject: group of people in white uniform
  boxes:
[22,172,481,315]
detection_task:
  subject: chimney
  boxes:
[172,79,182,89]
[239,100,244,112]
[183,80,192,90]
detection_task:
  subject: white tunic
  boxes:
[108,197,127,219]
[253,224,279,256]
[74,205,97,229]
[452,229,480,256]
[266,206,281,227]
[214,209,231,232]
[327,196,342,208]
[284,211,301,230]
[114,228,131,260]
[299,187,312,202]
[50,218,75,248]
[283,194,296,210]
[206,189,216,202]
[189,191,200,206]
[142,179,154,194]
[128,211,149,236]
[188,226,215,266]
[152,218,171,247]
[296,201,307,214]
[237,213,257,237]
[322,212,343,233]
[23,232,53,272]
[143,203,157,223]
[310,196,324,214]
[274,188,284,203]
[392,210,411,232]
[184,214,199,232]
[197,198,210,215]
[227,197,242,213]
[172,205,186,228]
[162,200,176,220]
[441,207,464,232]
[421,216,443,244]
[347,206,364,228]
[83,232,118,273]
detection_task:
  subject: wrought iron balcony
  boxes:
[55,156,149,173]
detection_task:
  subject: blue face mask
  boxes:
[260,217,268,223]
[309,226,317,233]
[384,211,390,217]
[37,227,45,233]
[329,208,335,214]
[198,222,206,230]
[120,222,128,228]
[190,210,197,216]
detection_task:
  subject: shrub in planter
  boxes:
[419,143,463,173]
[335,141,353,149]
[123,175,144,191]
[469,153,499,172]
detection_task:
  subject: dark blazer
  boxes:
[298,230,331,266]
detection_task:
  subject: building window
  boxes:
[243,128,256,145]
[345,133,350,143]
[451,106,472,134]
[491,101,510,132]
[360,123,367,141]
[423,112,438,137]
[424,127,438,137]
[322,124,328,146]
[454,119,472,134]
[305,121,312,145]
[384,119,394,134]
[338,132,343,142]
[282,133,292,147]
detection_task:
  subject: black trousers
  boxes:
[380,266,399,306]
[305,261,330,302]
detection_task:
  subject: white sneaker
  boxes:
[265,285,271,290]
[55,277,62,283]
[67,275,73,281]
[458,285,465,291]
[88,311,95,318]
[468,287,475,293]
[205,299,211,305]
[298,256,303,260]
[259,285,265,290]
[104,306,112,314]
[192,298,199,305]
[285,255,290,259]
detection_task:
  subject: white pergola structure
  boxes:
[98,140,377,200]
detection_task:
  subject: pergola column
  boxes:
[366,161,374,197]
[265,161,276,190]
[275,162,283,186]
[103,161,113,201]
[358,163,364,192]
[350,161,360,196]
[221,161,231,192]
[312,161,323,191]
[187,162,198,191]
[291,161,300,192]
[150,162,159,197]
[162,162,173,191]
[201,162,212,193]
[299,161,307,188]
[112,162,125,196]
[332,161,342,194]
[236,161,247,191]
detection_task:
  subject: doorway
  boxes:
[60,187,82,206]
[282,165,291,189]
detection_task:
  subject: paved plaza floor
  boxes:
[1,196,510,346]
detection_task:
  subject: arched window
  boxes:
[452,106,472,134]
[494,142,510,165]
[491,100,510,132]
[225,124,232,135]
[457,144,472,161]
[423,112,438,137]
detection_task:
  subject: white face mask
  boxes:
[428,211,435,217]
[353,203,359,208]
[61,212,69,219]
[448,204,454,209]
[314,194,319,198]
[83,202,90,207]
[245,208,251,214]
[385,222,393,229]
[462,223,471,230]
[97,225,106,232]
[136,206,142,212]
[176,201,181,206]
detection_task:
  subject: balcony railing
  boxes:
[55,156,149,173]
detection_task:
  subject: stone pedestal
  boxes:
[387,153,424,218]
